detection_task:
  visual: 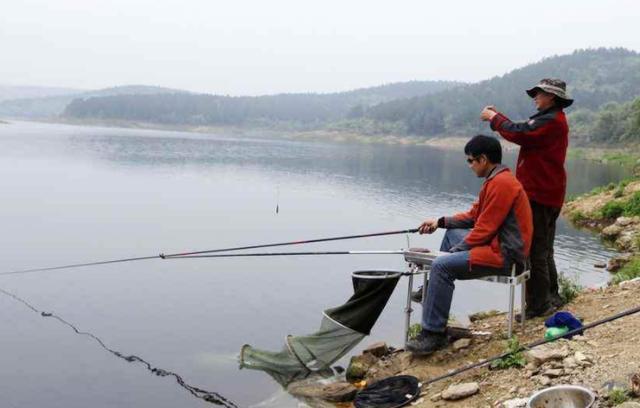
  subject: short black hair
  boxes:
[464,135,502,164]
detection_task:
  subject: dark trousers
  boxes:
[527,200,561,311]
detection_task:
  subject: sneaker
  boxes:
[515,304,556,323]
[411,285,428,303]
[406,331,448,356]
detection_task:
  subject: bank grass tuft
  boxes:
[607,387,631,405]
[611,256,640,285]
[558,273,582,304]
[490,336,526,370]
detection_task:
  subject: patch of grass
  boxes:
[607,387,631,405]
[599,200,625,219]
[611,256,640,285]
[623,191,640,216]
[408,323,421,340]
[490,337,526,370]
[613,186,625,198]
[558,273,582,304]
[569,210,588,224]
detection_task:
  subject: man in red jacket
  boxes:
[480,78,573,319]
[406,135,532,355]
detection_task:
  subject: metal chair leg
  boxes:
[521,277,527,332]
[507,282,515,338]
[404,273,414,345]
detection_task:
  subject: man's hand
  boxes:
[418,219,438,234]
[480,105,497,122]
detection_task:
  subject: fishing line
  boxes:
[1,228,419,277]
[0,286,238,407]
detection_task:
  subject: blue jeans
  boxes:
[421,229,506,333]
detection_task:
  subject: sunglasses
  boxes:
[466,156,480,164]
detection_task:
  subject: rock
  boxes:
[602,223,623,238]
[363,341,389,358]
[430,392,442,402]
[453,338,472,351]
[620,277,640,288]
[346,353,378,381]
[441,382,479,400]
[538,376,552,386]
[574,351,592,364]
[500,398,528,408]
[542,368,564,378]
[607,253,634,272]
[631,373,640,397]
[616,216,637,227]
[469,310,502,322]
[617,402,640,408]
[525,346,569,366]
[563,357,578,369]
[594,262,607,268]
[288,381,357,402]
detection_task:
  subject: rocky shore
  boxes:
[287,171,640,407]
[289,278,640,407]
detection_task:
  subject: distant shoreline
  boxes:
[12,117,640,165]
[36,117,524,152]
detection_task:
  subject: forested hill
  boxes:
[365,48,640,137]
[62,81,461,126]
[0,85,188,118]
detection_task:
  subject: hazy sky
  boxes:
[1,0,639,95]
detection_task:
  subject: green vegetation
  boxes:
[408,323,422,340]
[611,257,640,285]
[490,337,526,370]
[60,48,640,145]
[569,210,588,224]
[62,81,460,128]
[598,191,640,220]
[606,387,631,405]
[366,48,640,138]
[558,273,583,304]
[600,200,625,219]
[571,97,640,146]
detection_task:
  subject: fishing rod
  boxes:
[423,303,640,386]
[163,250,405,259]
[161,228,420,257]
[1,228,419,276]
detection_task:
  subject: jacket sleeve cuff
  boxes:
[437,217,445,228]
[490,113,505,131]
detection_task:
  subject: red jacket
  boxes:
[490,107,569,208]
[443,165,533,270]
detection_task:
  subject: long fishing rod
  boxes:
[423,303,640,386]
[161,228,419,258]
[1,228,419,276]
[163,250,405,259]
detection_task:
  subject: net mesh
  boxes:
[239,271,400,387]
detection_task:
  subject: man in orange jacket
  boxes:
[407,135,532,355]
[481,79,572,318]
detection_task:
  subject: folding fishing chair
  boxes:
[402,249,530,340]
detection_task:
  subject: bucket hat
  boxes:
[526,78,573,108]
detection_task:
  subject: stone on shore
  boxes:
[525,345,569,367]
[346,352,378,382]
[363,341,389,358]
[287,380,357,402]
[453,338,472,350]
[441,382,479,400]
[500,398,528,408]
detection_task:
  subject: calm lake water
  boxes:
[0,121,628,407]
